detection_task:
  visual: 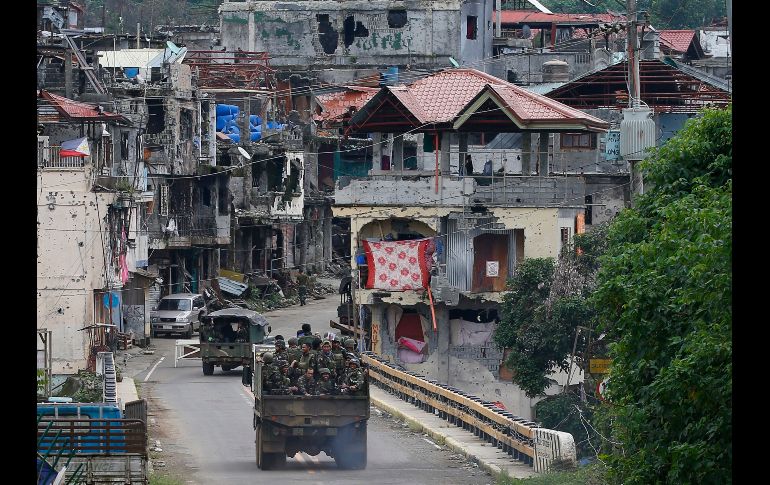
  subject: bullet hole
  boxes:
[57,308,64,314]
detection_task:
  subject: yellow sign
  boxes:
[589,358,612,374]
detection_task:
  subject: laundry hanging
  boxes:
[363,238,431,291]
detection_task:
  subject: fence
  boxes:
[37,417,147,456]
[38,146,86,169]
[361,352,576,472]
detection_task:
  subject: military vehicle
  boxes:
[199,308,271,375]
[246,353,369,470]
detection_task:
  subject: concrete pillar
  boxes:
[538,133,549,176]
[440,133,451,174]
[248,12,256,52]
[522,133,532,175]
[371,133,382,172]
[392,135,404,172]
[64,49,73,99]
[322,206,331,271]
[459,133,468,175]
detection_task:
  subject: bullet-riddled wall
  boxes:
[220,0,493,69]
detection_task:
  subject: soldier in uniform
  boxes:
[297,323,315,347]
[316,340,337,381]
[341,358,367,396]
[291,342,317,374]
[316,368,338,395]
[331,337,345,380]
[294,367,318,396]
[274,338,289,362]
[260,352,280,394]
[287,337,302,363]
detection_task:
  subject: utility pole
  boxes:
[620,0,654,199]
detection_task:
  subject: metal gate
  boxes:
[125,399,148,424]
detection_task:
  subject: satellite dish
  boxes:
[237,147,251,160]
[522,25,531,39]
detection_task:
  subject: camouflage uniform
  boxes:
[316,368,338,395]
[296,350,317,373]
[316,342,338,380]
[295,372,318,396]
[287,338,302,364]
[342,360,367,396]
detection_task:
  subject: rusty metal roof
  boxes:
[494,10,624,25]
[38,90,127,123]
[315,86,379,125]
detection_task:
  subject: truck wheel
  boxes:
[202,362,215,375]
[185,326,193,339]
[256,424,263,468]
[222,365,233,372]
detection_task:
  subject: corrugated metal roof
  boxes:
[315,86,379,124]
[521,82,565,95]
[494,10,624,25]
[217,277,249,296]
[96,49,165,68]
[39,90,126,122]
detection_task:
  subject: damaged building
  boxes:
[219,0,495,82]
[333,68,609,418]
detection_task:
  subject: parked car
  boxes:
[150,293,207,338]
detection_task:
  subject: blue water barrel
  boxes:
[227,133,240,142]
[250,131,261,142]
[216,104,240,116]
[249,115,262,126]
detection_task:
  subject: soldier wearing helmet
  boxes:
[274,338,288,362]
[341,357,366,395]
[287,337,302,364]
[294,367,317,396]
[317,367,338,395]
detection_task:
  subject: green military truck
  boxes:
[199,308,271,375]
[248,355,369,470]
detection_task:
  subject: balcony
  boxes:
[37,146,85,169]
[335,173,585,208]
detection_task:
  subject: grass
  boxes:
[149,473,185,485]
[497,463,608,485]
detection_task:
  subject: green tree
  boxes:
[591,106,732,484]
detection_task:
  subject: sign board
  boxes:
[589,358,612,374]
[486,261,499,277]
[604,130,621,160]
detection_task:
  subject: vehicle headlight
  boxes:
[176,316,189,322]
[151,317,159,323]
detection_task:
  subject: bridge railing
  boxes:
[361,352,576,472]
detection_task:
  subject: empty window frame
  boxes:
[159,184,169,216]
[560,133,596,149]
[467,16,478,40]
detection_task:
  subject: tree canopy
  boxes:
[592,106,732,484]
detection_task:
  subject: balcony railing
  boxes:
[38,146,86,169]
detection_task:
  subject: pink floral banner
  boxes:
[363,239,430,291]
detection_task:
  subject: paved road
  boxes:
[130,294,494,485]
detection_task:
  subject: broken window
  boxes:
[159,184,169,216]
[120,132,129,161]
[218,182,228,216]
[561,133,596,149]
[387,10,408,28]
[180,108,193,142]
[146,99,165,134]
[467,16,478,40]
[343,16,369,48]
[316,14,339,55]
[584,195,593,225]
[202,186,211,207]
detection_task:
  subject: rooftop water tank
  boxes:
[542,59,570,82]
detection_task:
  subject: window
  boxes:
[120,132,129,160]
[561,227,571,246]
[159,184,169,216]
[466,16,478,40]
[158,298,191,311]
[585,195,593,225]
[387,9,407,28]
[193,296,205,309]
[560,133,596,149]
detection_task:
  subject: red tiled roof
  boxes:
[351,68,608,132]
[315,86,379,124]
[659,30,696,53]
[487,85,607,127]
[403,69,505,123]
[39,90,126,122]
[493,10,624,25]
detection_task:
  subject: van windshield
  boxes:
[158,298,191,311]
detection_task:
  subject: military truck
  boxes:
[247,354,369,470]
[199,308,271,375]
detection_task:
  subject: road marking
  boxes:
[144,356,165,382]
